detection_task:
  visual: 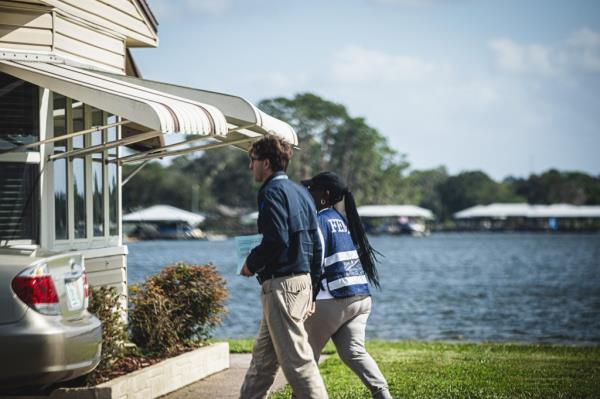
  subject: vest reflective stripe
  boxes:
[317,208,370,299]
[328,275,369,291]
[324,250,359,267]
[271,175,288,181]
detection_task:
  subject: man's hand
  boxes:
[305,301,316,320]
[240,263,254,277]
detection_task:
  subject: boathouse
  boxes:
[454,203,600,231]
[357,205,435,235]
[123,205,206,240]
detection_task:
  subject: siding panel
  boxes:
[87,268,126,286]
[86,253,127,288]
[0,25,52,45]
[54,32,124,70]
[41,0,156,46]
[0,1,47,9]
[55,15,124,55]
[59,0,149,33]
[53,49,124,73]
[0,42,51,51]
[0,6,53,52]
[0,9,52,29]
[98,0,141,21]
[85,254,124,273]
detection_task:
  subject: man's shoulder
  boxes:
[261,178,287,198]
[286,179,316,204]
[263,175,304,194]
[261,174,314,206]
[259,178,293,207]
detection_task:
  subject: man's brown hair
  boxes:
[249,135,293,172]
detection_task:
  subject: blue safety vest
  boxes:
[318,208,370,298]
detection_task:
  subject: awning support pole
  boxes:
[115,124,257,164]
[118,136,257,164]
[0,120,131,155]
[121,159,151,187]
[48,130,162,161]
[113,134,217,164]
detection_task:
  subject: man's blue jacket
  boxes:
[246,171,322,297]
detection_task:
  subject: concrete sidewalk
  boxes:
[162,353,329,399]
[161,353,287,399]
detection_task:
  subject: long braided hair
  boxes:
[303,171,382,288]
[337,188,381,289]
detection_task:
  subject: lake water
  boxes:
[127,233,600,344]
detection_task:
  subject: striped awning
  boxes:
[0,58,298,158]
[0,60,228,136]
[97,72,298,146]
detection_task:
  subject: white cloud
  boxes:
[489,28,600,76]
[565,28,600,72]
[322,43,576,179]
[331,46,438,83]
[489,39,555,75]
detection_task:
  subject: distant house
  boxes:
[454,203,600,231]
[0,0,297,302]
[357,205,435,236]
[123,205,206,240]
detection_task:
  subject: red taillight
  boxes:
[12,276,59,305]
[12,265,60,315]
[83,272,89,298]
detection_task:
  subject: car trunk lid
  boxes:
[45,253,88,319]
[2,252,89,322]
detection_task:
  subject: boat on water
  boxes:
[358,205,434,237]
[123,205,207,240]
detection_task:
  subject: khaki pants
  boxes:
[304,296,392,399]
[240,274,328,399]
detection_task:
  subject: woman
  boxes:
[301,171,392,399]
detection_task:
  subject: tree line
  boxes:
[123,93,600,222]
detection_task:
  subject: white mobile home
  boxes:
[0,0,297,301]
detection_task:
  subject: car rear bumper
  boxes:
[0,309,102,389]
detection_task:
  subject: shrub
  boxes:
[127,281,180,355]
[86,287,129,382]
[128,263,228,355]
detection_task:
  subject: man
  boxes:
[240,136,328,399]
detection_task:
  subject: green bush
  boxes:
[86,286,129,382]
[128,263,228,355]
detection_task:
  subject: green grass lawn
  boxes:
[226,339,600,398]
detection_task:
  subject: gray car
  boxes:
[0,250,102,390]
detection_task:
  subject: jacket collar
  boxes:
[259,170,287,192]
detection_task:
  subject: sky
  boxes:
[132,0,600,181]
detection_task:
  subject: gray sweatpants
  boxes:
[304,296,393,399]
[239,274,328,399]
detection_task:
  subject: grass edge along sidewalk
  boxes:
[224,339,600,398]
